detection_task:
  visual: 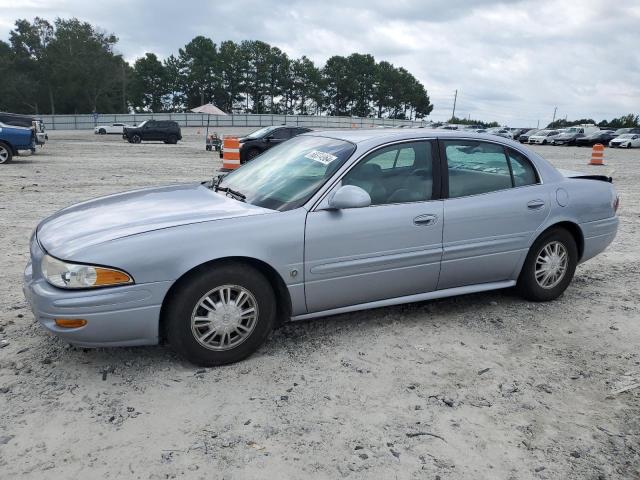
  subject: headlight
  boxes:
[41,254,133,289]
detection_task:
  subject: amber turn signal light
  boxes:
[55,318,87,328]
[94,268,132,286]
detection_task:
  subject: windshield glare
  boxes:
[219,135,356,211]
[245,126,279,139]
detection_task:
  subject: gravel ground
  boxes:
[0,129,639,479]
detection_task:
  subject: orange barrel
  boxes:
[590,143,604,165]
[222,136,241,170]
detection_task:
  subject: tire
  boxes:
[167,135,178,144]
[0,143,13,164]
[542,140,547,145]
[246,148,261,161]
[165,263,276,366]
[99,128,106,135]
[206,145,212,151]
[131,134,142,144]
[517,228,578,302]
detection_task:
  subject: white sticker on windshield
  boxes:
[304,150,338,165]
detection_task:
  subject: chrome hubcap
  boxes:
[535,241,568,289]
[190,285,258,351]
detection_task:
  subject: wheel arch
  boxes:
[0,140,16,155]
[535,221,584,261]
[158,256,292,343]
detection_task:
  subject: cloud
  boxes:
[0,0,638,125]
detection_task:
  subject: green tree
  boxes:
[178,36,218,108]
[213,40,247,113]
[598,114,639,129]
[129,53,167,112]
[322,55,354,116]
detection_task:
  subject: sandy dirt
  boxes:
[0,129,639,479]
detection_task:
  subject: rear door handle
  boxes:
[527,200,545,210]
[414,214,438,226]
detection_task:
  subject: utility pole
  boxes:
[552,106,557,125]
[451,89,458,121]
[537,119,540,128]
[121,62,127,113]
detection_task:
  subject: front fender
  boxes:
[66,208,308,313]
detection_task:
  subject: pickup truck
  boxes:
[0,122,36,164]
[0,112,47,147]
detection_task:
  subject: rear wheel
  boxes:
[0,143,12,164]
[517,228,578,302]
[165,263,276,366]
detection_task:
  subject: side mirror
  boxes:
[327,185,371,210]
[265,135,273,142]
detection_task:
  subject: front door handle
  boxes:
[414,214,438,226]
[527,200,545,210]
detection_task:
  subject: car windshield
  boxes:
[616,134,634,139]
[136,121,148,128]
[245,126,280,139]
[614,128,630,135]
[524,129,538,135]
[218,135,356,211]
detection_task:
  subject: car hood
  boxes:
[37,183,274,258]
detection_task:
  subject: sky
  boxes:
[1,0,638,126]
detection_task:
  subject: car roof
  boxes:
[305,128,515,144]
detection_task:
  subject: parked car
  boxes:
[551,131,585,146]
[509,128,530,141]
[95,123,130,135]
[123,120,182,144]
[609,133,640,148]
[486,127,514,139]
[0,122,36,164]
[231,125,312,162]
[0,112,46,147]
[612,128,640,136]
[575,130,617,147]
[528,130,560,145]
[518,129,539,143]
[24,130,619,366]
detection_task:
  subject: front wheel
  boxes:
[99,128,106,135]
[167,135,178,144]
[246,148,261,161]
[517,228,578,302]
[0,143,13,164]
[131,134,142,144]
[165,264,276,366]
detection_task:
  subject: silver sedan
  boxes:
[24,130,619,365]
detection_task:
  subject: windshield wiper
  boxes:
[209,174,246,201]
[218,186,246,202]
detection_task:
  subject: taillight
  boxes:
[613,195,620,213]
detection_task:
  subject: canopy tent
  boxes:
[190,104,228,115]
[191,104,227,150]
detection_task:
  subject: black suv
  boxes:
[233,125,311,162]
[123,120,182,144]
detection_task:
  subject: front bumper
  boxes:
[23,239,172,347]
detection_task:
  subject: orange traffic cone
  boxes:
[590,144,604,165]
[221,137,241,171]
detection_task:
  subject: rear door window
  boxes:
[444,140,512,198]
[507,149,539,187]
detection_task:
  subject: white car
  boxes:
[528,129,561,145]
[94,123,129,135]
[609,134,640,148]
